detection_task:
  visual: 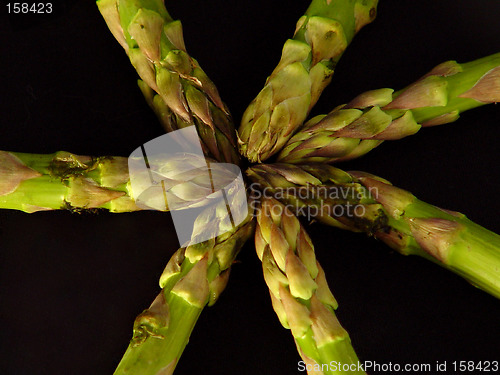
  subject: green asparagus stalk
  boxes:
[255,196,364,374]
[0,151,238,213]
[238,0,378,162]
[247,163,500,298]
[0,150,139,213]
[278,53,500,163]
[97,0,240,165]
[115,211,255,375]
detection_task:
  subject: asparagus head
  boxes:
[238,0,378,162]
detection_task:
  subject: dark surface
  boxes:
[1,1,500,374]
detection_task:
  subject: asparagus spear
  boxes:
[115,210,255,375]
[247,163,500,298]
[277,53,500,163]
[97,0,240,165]
[0,151,237,213]
[0,151,139,213]
[238,0,378,162]
[255,196,365,374]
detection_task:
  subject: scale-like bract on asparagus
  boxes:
[97,0,240,165]
[238,0,378,162]
[278,53,500,163]
[255,196,364,374]
[247,163,500,298]
[115,209,255,375]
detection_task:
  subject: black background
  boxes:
[1,1,499,374]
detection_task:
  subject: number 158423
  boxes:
[6,3,53,14]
